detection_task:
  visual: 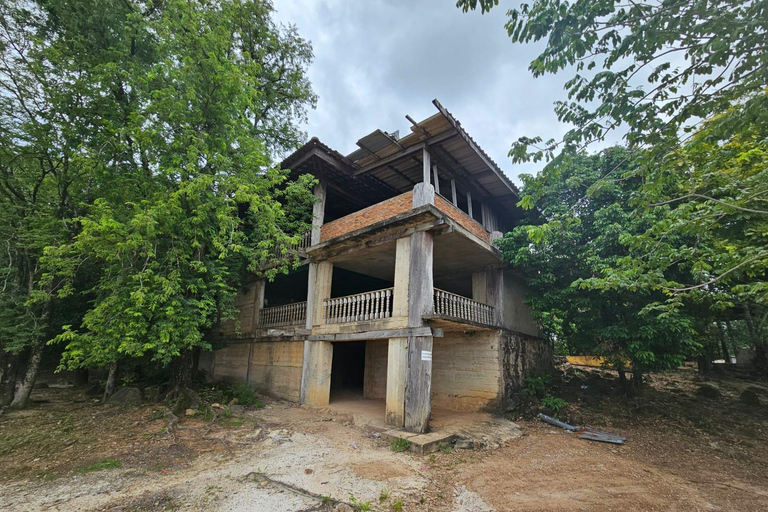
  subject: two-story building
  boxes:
[200,100,552,433]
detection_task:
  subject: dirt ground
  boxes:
[1,365,767,512]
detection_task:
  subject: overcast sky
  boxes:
[271,0,573,184]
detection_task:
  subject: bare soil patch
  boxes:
[0,365,766,511]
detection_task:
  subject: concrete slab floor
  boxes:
[324,393,522,451]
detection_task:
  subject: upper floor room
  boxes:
[281,99,525,252]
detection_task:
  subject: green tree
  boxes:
[458,0,768,374]
[0,0,317,406]
[500,147,698,392]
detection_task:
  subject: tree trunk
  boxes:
[617,367,631,395]
[10,344,43,408]
[630,364,643,395]
[718,322,731,363]
[103,361,118,402]
[166,349,194,400]
[0,352,17,407]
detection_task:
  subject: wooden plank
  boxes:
[393,237,411,318]
[404,335,433,434]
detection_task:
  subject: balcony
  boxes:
[431,288,495,327]
[324,288,394,324]
[257,302,307,329]
[272,231,312,260]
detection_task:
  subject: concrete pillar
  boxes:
[392,237,411,318]
[472,268,504,327]
[407,231,434,327]
[404,334,433,433]
[301,341,333,407]
[250,280,266,330]
[386,337,407,427]
[403,230,434,433]
[311,182,327,246]
[300,260,333,404]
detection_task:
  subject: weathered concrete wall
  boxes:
[363,340,388,399]
[219,280,263,336]
[501,331,553,409]
[320,191,413,242]
[502,271,542,337]
[248,341,304,402]
[211,343,250,384]
[431,331,502,412]
[209,341,304,402]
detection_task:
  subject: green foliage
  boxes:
[457,0,768,372]
[81,458,122,473]
[201,384,264,408]
[348,493,371,511]
[457,0,767,165]
[392,500,404,512]
[379,488,390,501]
[390,437,411,453]
[541,396,568,418]
[524,372,552,398]
[0,0,317,379]
[499,147,698,377]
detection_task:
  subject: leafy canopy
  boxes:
[0,0,318,370]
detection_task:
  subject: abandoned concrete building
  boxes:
[201,100,552,433]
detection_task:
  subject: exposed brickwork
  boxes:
[320,191,413,242]
[434,195,491,243]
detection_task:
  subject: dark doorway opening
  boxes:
[330,341,366,400]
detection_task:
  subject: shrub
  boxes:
[541,396,568,418]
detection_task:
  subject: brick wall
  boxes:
[434,195,491,244]
[320,191,413,242]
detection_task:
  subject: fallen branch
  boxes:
[244,471,351,510]
[538,413,627,444]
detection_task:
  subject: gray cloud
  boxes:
[272,0,575,183]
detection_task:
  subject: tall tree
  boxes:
[458,0,768,373]
[500,147,698,392]
[0,0,317,406]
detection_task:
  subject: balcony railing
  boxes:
[433,288,494,325]
[324,288,394,324]
[257,302,307,328]
[272,231,311,260]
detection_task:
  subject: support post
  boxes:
[393,237,411,318]
[432,164,440,194]
[422,146,431,184]
[451,179,457,206]
[300,261,333,404]
[404,335,433,433]
[302,341,333,407]
[311,182,327,246]
[386,337,407,427]
[403,230,434,433]
[467,192,473,218]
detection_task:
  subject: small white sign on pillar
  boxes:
[421,350,432,361]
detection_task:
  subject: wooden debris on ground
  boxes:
[538,413,626,444]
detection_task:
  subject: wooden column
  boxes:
[403,230,434,433]
[386,337,407,427]
[432,164,440,194]
[472,268,504,327]
[467,192,473,218]
[451,180,458,206]
[422,146,431,184]
[311,182,327,246]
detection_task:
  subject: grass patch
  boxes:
[81,458,122,473]
[390,437,411,453]
[223,419,244,427]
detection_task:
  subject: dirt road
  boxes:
[1,368,767,511]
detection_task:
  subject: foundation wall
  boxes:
[208,341,304,402]
[219,281,261,336]
[363,340,388,399]
[431,331,502,412]
[501,331,553,408]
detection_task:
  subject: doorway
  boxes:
[330,341,366,401]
